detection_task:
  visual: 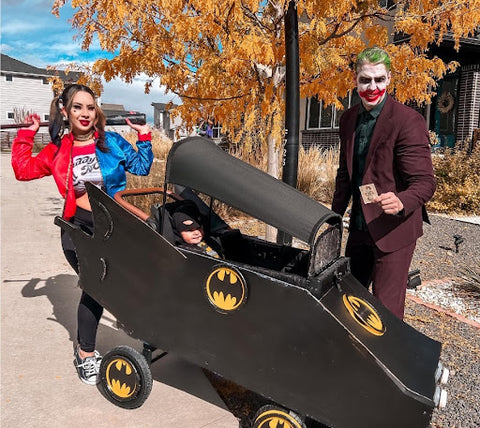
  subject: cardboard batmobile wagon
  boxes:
[55,136,449,428]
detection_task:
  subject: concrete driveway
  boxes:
[1,153,237,427]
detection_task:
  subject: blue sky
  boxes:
[1,0,179,122]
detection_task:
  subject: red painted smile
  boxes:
[359,89,386,103]
[80,120,90,126]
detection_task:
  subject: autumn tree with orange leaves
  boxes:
[53,0,480,175]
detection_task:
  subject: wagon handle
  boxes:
[114,188,183,221]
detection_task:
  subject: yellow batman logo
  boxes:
[105,358,137,398]
[206,267,247,312]
[343,294,386,336]
[254,408,304,428]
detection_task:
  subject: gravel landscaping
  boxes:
[406,214,480,428]
[405,300,480,428]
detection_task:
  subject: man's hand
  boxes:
[373,192,404,215]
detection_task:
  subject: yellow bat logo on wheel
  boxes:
[254,408,304,428]
[105,358,138,398]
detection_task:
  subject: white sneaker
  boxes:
[73,348,102,385]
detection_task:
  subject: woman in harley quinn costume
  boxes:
[11,84,153,386]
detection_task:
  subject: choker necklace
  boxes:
[73,130,95,142]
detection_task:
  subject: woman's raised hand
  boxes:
[22,114,41,132]
[125,118,150,136]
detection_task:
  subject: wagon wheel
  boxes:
[99,345,153,409]
[252,404,307,428]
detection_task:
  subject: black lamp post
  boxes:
[277,0,300,246]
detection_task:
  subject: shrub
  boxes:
[428,143,480,215]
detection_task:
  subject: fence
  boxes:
[301,129,340,151]
[1,131,51,152]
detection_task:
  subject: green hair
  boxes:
[355,47,391,72]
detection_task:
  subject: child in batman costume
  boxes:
[172,201,223,259]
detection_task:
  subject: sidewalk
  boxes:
[453,216,480,225]
[1,153,237,427]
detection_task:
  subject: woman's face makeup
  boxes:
[66,91,97,136]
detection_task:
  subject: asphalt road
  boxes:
[1,153,237,428]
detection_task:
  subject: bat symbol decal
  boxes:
[343,294,386,336]
[205,267,247,312]
[105,358,138,398]
[254,408,304,428]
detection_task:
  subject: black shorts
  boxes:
[61,207,94,272]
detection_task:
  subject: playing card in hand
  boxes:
[359,183,378,204]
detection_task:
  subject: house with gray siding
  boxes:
[1,54,78,126]
[1,54,80,149]
[152,102,192,141]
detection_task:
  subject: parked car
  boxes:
[55,136,448,428]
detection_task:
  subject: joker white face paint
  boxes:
[355,62,391,110]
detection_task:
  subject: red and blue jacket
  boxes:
[11,129,153,219]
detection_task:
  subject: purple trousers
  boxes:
[345,230,416,319]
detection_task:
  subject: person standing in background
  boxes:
[332,47,436,319]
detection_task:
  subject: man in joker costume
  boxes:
[331,47,436,319]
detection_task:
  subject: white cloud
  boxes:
[45,42,85,57]
[1,43,14,54]
[0,20,44,35]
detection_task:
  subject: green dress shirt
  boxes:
[350,96,387,231]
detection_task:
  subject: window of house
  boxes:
[43,114,49,121]
[5,74,13,82]
[379,0,396,8]
[42,77,50,85]
[306,91,360,129]
[7,112,15,119]
[212,124,222,139]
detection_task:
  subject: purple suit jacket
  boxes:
[332,95,436,253]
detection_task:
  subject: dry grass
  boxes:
[124,128,173,162]
[228,144,339,206]
[120,129,479,222]
[457,265,480,295]
[123,129,172,215]
[297,146,338,204]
